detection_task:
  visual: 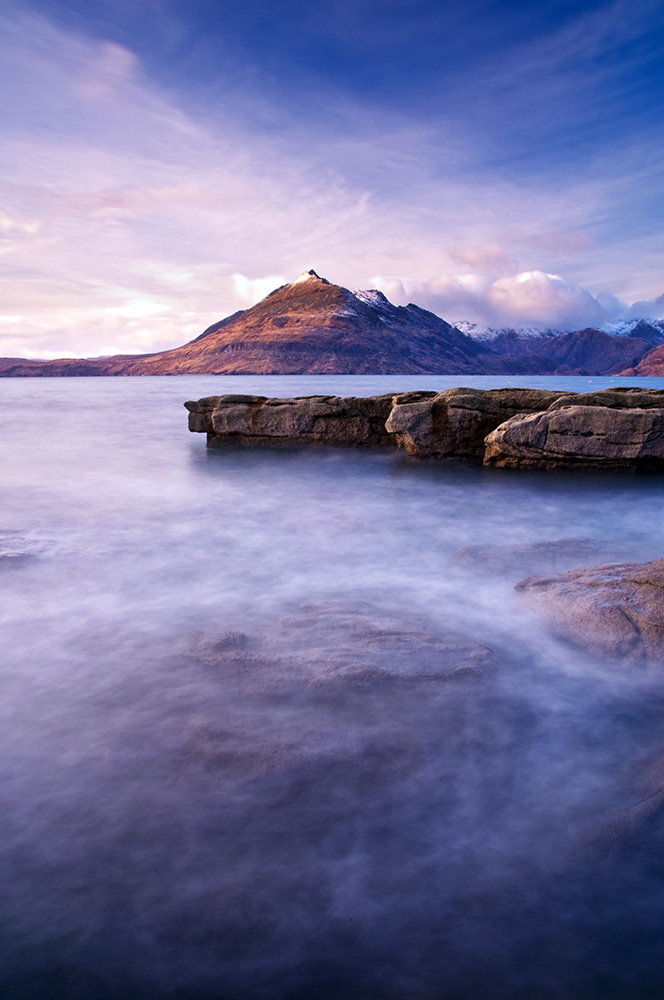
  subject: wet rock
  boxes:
[186,388,560,458]
[385,387,561,459]
[182,602,498,790]
[515,557,664,667]
[277,602,498,686]
[454,538,620,576]
[484,405,664,469]
[191,601,498,688]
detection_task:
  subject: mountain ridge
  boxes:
[1,270,663,377]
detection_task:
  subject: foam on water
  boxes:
[2,375,664,999]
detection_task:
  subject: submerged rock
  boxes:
[182,602,499,790]
[454,538,622,576]
[192,601,498,689]
[277,602,498,686]
[516,557,664,667]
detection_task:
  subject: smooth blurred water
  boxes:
[2,374,664,1000]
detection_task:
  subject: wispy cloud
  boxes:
[0,1,663,355]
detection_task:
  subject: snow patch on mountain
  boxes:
[292,269,329,285]
[455,318,664,343]
[353,288,392,309]
[601,318,664,339]
[454,321,566,341]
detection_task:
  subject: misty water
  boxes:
[3,374,664,1000]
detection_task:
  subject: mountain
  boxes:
[485,327,661,375]
[457,317,664,346]
[0,270,522,377]
[1,270,663,377]
[620,343,664,376]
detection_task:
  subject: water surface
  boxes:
[2,375,664,999]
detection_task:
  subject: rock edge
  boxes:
[184,386,664,469]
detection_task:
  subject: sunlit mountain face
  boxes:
[1,271,662,377]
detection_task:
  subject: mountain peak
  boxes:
[292,269,330,285]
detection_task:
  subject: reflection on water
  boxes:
[2,375,664,999]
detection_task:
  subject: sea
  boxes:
[2,373,664,1000]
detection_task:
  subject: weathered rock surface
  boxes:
[484,404,664,469]
[546,387,664,410]
[187,387,562,457]
[515,557,664,667]
[185,393,397,448]
[192,601,498,689]
[187,385,664,468]
[385,387,561,458]
[454,538,625,576]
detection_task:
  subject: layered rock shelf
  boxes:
[185,386,664,468]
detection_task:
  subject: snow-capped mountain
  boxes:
[1,271,663,377]
[455,318,664,344]
[454,322,566,341]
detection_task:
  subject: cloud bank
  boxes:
[370,269,664,332]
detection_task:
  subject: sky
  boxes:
[1,0,664,357]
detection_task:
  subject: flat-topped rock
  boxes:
[516,557,664,667]
[186,387,562,458]
[484,404,664,469]
[547,388,664,410]
[184,393,397,449]
[185,387,664,468]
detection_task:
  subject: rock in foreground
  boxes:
[185,393,397,448]
[185,387,564,457]
[485,404,664,469]
[516,558,664,667]
[385,387,560,459]
[185,386,664,469]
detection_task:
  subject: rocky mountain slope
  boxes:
[1,270,663,376]
[486,326,660,375]
[620,342,664,376]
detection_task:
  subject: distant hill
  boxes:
[1,270,663,376]
[621,343,664,376]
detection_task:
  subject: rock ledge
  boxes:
[185,386,664,468]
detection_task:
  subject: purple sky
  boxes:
[1,0,664,357]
